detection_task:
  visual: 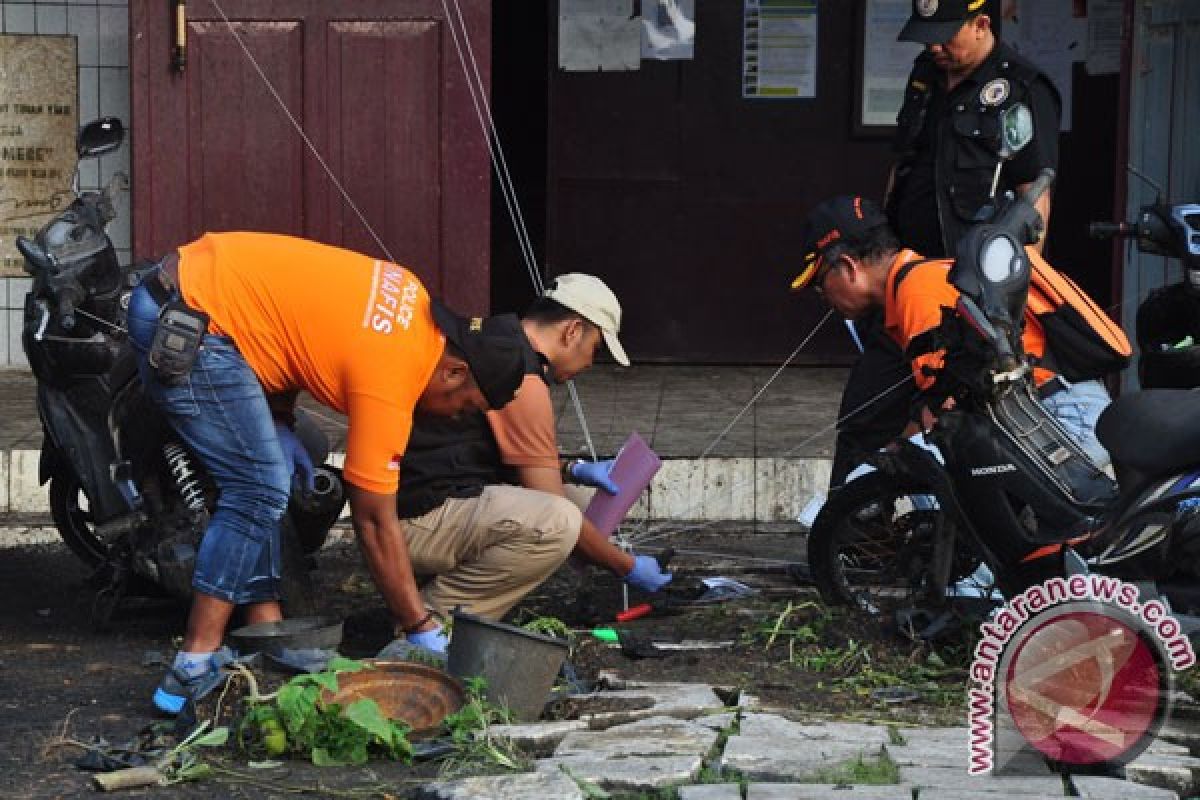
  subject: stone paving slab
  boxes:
[1071,774,1180,799]
[1159,722,1200,754]
[915,792,1068,800]
[1122,752,1200,797]
[567,681,729,727]
[537,715,720,792]
[746,786,914,799]
[553,715,719,759]
[410,688,1191,800]
[537,753,706,791]
[889,728,1053,775]
[901,765,1067,795]
[414,768,585,800]
[694,712,740,732]
[488,719,587,757]
[720,715,891,782]
[678,785,742,800]
[1143,736,1194,757]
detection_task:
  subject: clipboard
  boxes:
[582,431,662,538]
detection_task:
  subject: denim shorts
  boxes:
[1039,378,1112,468]
[128,277,291,604]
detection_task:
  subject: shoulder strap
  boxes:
[891,256,936,302]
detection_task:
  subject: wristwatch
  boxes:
[562,458,582,483]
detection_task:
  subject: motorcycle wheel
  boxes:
[49,470,109,566]
[51,467,318,614]
[808,472,956,614]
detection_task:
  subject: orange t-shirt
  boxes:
[177,232,445,494]
[486,373,559,470]
[883,249,1051,390]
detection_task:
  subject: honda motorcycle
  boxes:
[808,151,1200,635]
[16,118,346,620]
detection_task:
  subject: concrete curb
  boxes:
[0,450,832,523]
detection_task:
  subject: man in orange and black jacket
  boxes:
[790,195,1111,468]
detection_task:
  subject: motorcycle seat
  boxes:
[1096,389,1200,474]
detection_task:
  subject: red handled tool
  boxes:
[616,603,653,623]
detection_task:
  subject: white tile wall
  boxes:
[77,63,98,122]
[97,65,129,135]
[0,280,8,366]
[35,2,64,34]
[96,3,123,66]
[65,3,97,64]
[4,4,35,34]
[2,0,129,366]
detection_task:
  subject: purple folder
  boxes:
[583,432,662,538]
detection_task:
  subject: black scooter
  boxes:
[808,155,1200,637]
[16,118,346,620]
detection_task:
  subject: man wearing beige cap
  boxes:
[390,273,671,625]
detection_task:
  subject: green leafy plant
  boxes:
[438,676,527,776]
[521,615,573,642]
[237,657,413,767]
[750,600,826,662]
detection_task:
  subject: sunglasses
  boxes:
[812,257,844,297]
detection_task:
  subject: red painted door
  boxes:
[130,0,491,312]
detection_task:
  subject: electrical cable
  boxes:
[621,369,917,547]
[699,309,834,460]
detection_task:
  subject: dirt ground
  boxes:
[0,529,1042,799]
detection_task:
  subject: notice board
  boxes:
[0,35,78,275]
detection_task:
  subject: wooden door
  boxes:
[131,0,491,312]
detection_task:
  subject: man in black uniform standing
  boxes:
[825,0,1061,485]
[887,0,1061,256]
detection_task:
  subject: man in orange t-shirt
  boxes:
[790,196,1110,467]
[125,232,527,713]
[392,274,671,623]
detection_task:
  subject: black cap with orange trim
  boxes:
[791,195,890,291]
[898,0,988,45]
[430,299,528,410]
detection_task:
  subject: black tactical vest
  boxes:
[394,315,547,519]
[892,42,1060,255]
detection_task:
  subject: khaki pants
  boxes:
[402,485,586,620]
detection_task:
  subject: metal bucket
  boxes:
[321,661,465,733]
[446,609,568,721]
[228,616,344,656]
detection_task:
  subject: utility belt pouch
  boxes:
[149,299,209,381]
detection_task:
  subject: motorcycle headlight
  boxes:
[980,232,1022,284]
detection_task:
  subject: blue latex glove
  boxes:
[624,554,673,592]
[569,458,620,495]
[406,623,449,655]
[274,421,314,491]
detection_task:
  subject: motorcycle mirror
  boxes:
[997,103,1033,159]
[76,117,124,159]
[980,105,1035,212]
[1127,162,1166,204]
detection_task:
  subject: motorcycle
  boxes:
[807,126,1200,635]
[1090,188,1200,390]
[16,117,347,620]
